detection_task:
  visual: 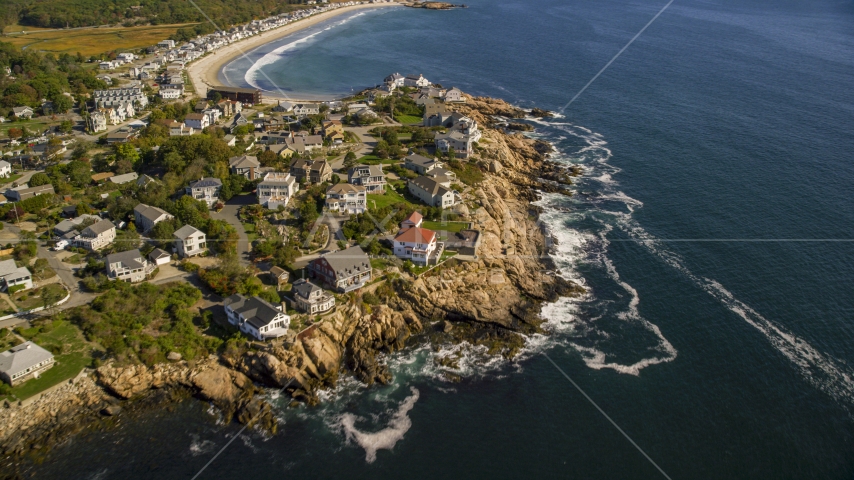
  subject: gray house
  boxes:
[229,155,261,180]
[5,184,54,202]
[292,279,335,314]
[105,249,156,283]
[0,259,33,292]
[307,246,372,292]
[133,203,173,233]
[347,164,386,193]
[403,154,443,175]
[0,342,55,386]
[185,177,222,208]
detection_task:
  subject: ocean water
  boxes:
[26,0,854,478]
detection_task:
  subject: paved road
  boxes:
[0,224,94,327]
[210,194,254,265]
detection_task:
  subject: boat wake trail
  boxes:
[534,118,854,411]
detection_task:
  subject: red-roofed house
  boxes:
[394,226,441,265]
[400,211,423,231]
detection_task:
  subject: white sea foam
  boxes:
[243,12,366,91]
[189,435,216,456]
[339,387,420,463]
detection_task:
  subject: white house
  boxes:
[148,248,172,266]
[435,131,475,159]
[173,225,206,257]
[12,106,34,119]
[0,342,55,386]
[105,249,156,283]
[384,73,405,89]
[0,160,11,178]
[445,87,465,103]
[133,203,173,233]
[293,103,320,116]
[404,74,430,88]
[393,212,441,265]
[325,183,366,215]
[257,172,298,208]
[185,177,222,208]
[0,259,33,292]
[408,176,461,208]
[347,164,386,193]
[291,279,335,314]
[117,52,135,62]
[183,113,209,130]
[159,86,183,100]
[89,112,107,132]
[92,87,148,108]
[223,294,290,341]
[73,219,116,251]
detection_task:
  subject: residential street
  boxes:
[210,193,254,265]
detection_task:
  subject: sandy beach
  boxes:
[186,3,401,103]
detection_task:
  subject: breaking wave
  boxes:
[243,12,366,92]
[338,387,420,463]
[535,118,854,411]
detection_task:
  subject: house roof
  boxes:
[409,176,451,196]
[91,172,115,182]
[326,183,365,196]
[224,294,283,329]
[188,177,222,188]
[106,249,145,270]
[81,219,115,237]
[54,214,100,235]
[0,259,24,277]
[185,113,205,120]
[405,154,438,167]
[292,278,322,300]
[149,248,171,260]
[109,172,139,184]
[173,224,202,239]
[229,155,259,169]
[134,203,171,223]
[403,211,423,225]
[0,342,53,377]
[394,226,436,244]
[348,164,384,178]
[314,246,371,278]
[269,266,288,278]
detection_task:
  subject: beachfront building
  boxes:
[393,212,441,265]
[0,342,55,386]
[404,74,430,88]
[105,249,156,283]
[289,158,332,184]
[408,176,461,209]
[257,172,298,208]
[325,183,367,215]
[185,177,223,208]
[223,294,289,341]
[308,246,372,293]
[291,279,335,314]
[445,87,465,103]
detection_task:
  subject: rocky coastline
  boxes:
[0,94,583,469]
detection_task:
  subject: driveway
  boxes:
[210,194,254,265]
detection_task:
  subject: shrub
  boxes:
[8,285,26,294]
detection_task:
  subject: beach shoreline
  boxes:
[186,3,401,104]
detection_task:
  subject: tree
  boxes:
[373,139,390,159]
[258,149,278,167]
[58,120,74,133]
[331,174,340,184]
[114,143,140,166]
[7,128,23,139]
[28,172,52,187]
[53,95,73,114]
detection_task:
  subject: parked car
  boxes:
[54,240,69,251]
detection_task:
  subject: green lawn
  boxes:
[11,283,66,311]
[5,320,98,401]
[358,154,401,166]
[394,114,423,125]
[368,189,414,210]
[0,119,57,137]
[422,221,469,233]
[0,174,23,185]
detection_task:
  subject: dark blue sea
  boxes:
[32,0,854,478]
